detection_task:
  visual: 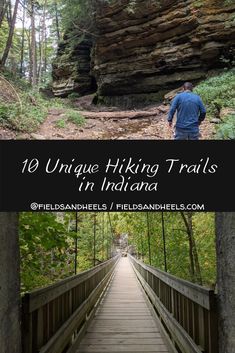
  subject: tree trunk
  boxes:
[102,213,105,261]
[140,232,144,260]
[216,212,235,353]
[54,0,60,43]
[0,0,20,67]
[20,0,26,76]
[42,0,47,76]
[6,0,12,26]
[187,212,202,284]
[0,0,7,27]
[29,0,37,86]
[38,0,47,83]
[37,21,42,83]
[146,212,152,265]
[161,212,168,272]
[180,212,202,284]
[73,212,79,274]
[27,27,31,82]
[0,213,21,353]
[180,211,195,281]
[93,212,97,267]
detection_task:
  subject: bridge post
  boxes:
[0,213,21,353]
[216,212,235,353]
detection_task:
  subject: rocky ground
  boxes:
[36,105,214,140]
[0,95,215,140]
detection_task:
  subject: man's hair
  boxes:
[183,82,193,91]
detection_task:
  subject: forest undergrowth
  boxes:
[0,69,234,139]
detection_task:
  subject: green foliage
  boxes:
[68,92,81,100]
[20,211,216,293]
[66,110,85,125]
[113,212,216,287]
[57,0,95,71]
[0,90,47,132]
[0,72,84,133]
[194,69,235,117]
[20,212,114,292]
[0,102,14,121]
[0,0,63,83]
[192,213,216,286]
[20,213,75,292]
[216,114,235,139]
[61,0,94,34]
[195,69,235,140]
[56,118,66,128]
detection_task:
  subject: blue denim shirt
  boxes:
[168,91,206,132]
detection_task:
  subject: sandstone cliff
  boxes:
[53,0,235,106]
[52,33,95,97]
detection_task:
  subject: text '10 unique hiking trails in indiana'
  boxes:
[21,156,218,193]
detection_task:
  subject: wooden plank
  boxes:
[134,268,203,353]
[98,307,148,310]
[21,294,33,353]
[27,257,119,312]
[90,320,156,327]
[78,351,168,353]
[39,264,115,353]
[97,316,153,319]
[84,333,163,339]
[75,258,170,353]
[78,344,169,352]
[81,338,165,345]
[129,255,213,310]
[87,327,160,333]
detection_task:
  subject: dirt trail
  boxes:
[35,103,215,140]
[0,96,215,140]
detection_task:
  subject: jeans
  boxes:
[174,128,199,140]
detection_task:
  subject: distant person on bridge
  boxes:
[167,82,206,140]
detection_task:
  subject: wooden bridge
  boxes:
[21,255,218,353]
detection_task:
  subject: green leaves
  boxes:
[19,212,114,292]
[19,212,74,292]
[195,69,235,140]
[113,212,216,287]
[195,69,235,117]
[216,114,235,139]
[19,211,216,292]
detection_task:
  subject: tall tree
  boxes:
[0,0,7,27]
[180,212,202,284]
[146,212,152,265]
[93,212,97,266]
[38,0,47,83]
[54,0,60,43]
[216,212,235,353]
[19,0,26,76]
[0,0,20,67]
[29,0,37,85]
[0,213,21,353]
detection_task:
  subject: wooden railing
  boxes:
[21,255,120,353]
[129,255,218,353]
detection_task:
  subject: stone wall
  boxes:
[93,0,235,105]
[52,33,95,97]
[52,0,235,105]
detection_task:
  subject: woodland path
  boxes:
[75,257,170,353]
[36,103,214,140]
[0,98,215,140]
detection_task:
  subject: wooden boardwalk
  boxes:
[76,257,170,353]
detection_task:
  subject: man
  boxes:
[168,82,206,140]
